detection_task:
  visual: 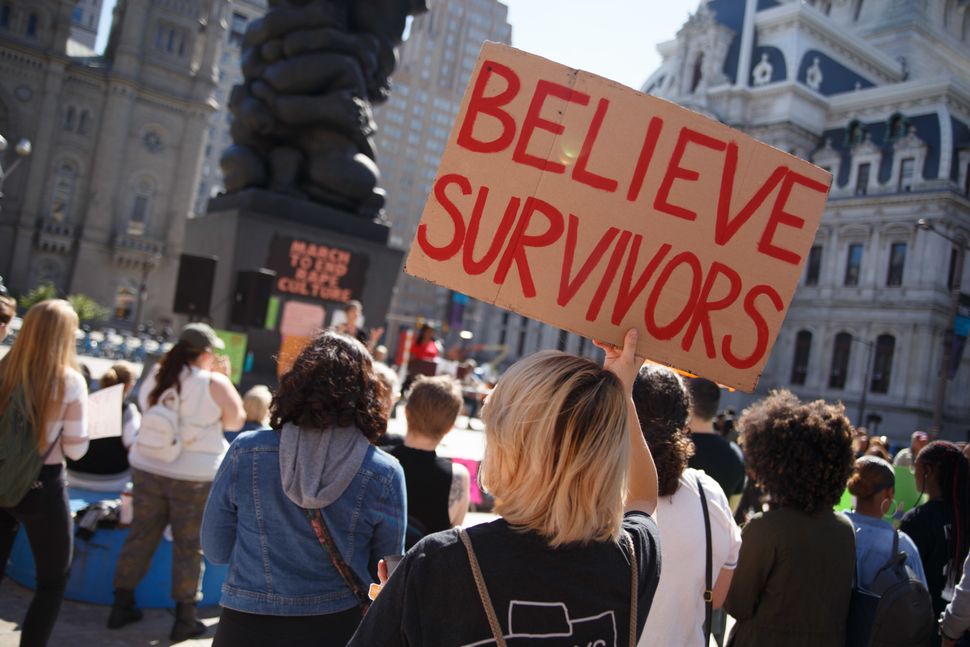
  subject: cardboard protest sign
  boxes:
[404,43,831,391]
[86,384,124,440]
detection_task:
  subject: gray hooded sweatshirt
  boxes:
[278,422,371,509]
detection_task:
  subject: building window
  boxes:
[844,243,863,286]
[516,315,528,357]
[829,332,852,389]
[870,334,895,393]
[50,162,77,222]
[791,330,812,385]
[128,179,154,236]
[964,161,970,197]
[0,4,10,28]
[229,11,247,46]
[26,12,38,37]
[557,330,568,352]
[855,163,870,196]
[948,248,959,290]
[806,245,823,285]
[898,157,915,192]
[886,242,906,286]
[848,120,864,146]
[77,110,90,135]
[691,54,704,93]
[63,107,76,131]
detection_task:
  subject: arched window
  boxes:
[691,54,704,93]
[50,161,77,222]
[63,107,75,131]
[128,178,154,236]
[829,332,852,389]
[791,330,813,385]
[870,334,895,393]
[887,113,907,141]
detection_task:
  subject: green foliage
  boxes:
[17,282,58,310]
[17,282,109,323]
[67,294,109,323]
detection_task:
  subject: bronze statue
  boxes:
[220,0,428,218]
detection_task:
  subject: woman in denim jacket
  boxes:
[202,332,406,647]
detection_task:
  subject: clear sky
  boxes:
[96,1,694,89]
[501,0,693,90]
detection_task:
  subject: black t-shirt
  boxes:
[688,432,745,497]
[348,511,661,646]
[900,500,955,617]
[390,445,454,549]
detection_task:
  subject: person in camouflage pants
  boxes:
[112,468,212,603]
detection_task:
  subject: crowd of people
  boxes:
[1,298,969,647]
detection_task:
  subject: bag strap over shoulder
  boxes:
[460,529,507,647]
[304,508,370,615]
[625,530,638,647]
[697,473,713,644]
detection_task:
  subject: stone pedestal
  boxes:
[186,189,404,385]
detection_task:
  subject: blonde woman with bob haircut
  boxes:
[349,329,661,647]
[0,299,89,647]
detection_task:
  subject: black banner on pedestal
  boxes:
[265,235,368,303]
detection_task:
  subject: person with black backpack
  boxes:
[0,300,89,647]
[844,456,935,646]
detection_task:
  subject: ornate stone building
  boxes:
[0,0,226,329]
[643,0,970,440]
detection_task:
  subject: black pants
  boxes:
[213,606,363,647]
[0,464,73,647]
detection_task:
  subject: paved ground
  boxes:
[0,513,499,646]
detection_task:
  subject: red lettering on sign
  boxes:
[757,171,828,265]
[681,261,742,357]
[512,80,590,173]
[654,128,728,222]
[626,116,664,202]
[715,143,789,246]
[417,173,469,261]
[572,98,618,192]
[494,197,565,298]
[645,251,703,340]
[611,236,673,325]
[456,61,521,154]
[558,215,620,306]
[722,284,784,369]
[586,230,632,322]
[462,187,520,275]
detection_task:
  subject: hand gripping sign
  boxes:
[405,43,831,392]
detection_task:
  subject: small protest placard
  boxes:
[86,383,124,440]
[405,43,831,391]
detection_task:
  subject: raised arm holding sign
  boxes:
[405,43,831,392]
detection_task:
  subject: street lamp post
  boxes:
[0,134,32,197]
[917,218,968,434]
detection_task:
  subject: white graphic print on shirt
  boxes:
[462,600,618,647]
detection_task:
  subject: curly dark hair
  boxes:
[738,389,854,513]
[632,364,695,497]
[270,331,387,442]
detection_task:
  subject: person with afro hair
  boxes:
[724,390,856,647]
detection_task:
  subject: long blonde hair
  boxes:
[480,351,630,547]
[0,299,79,450]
